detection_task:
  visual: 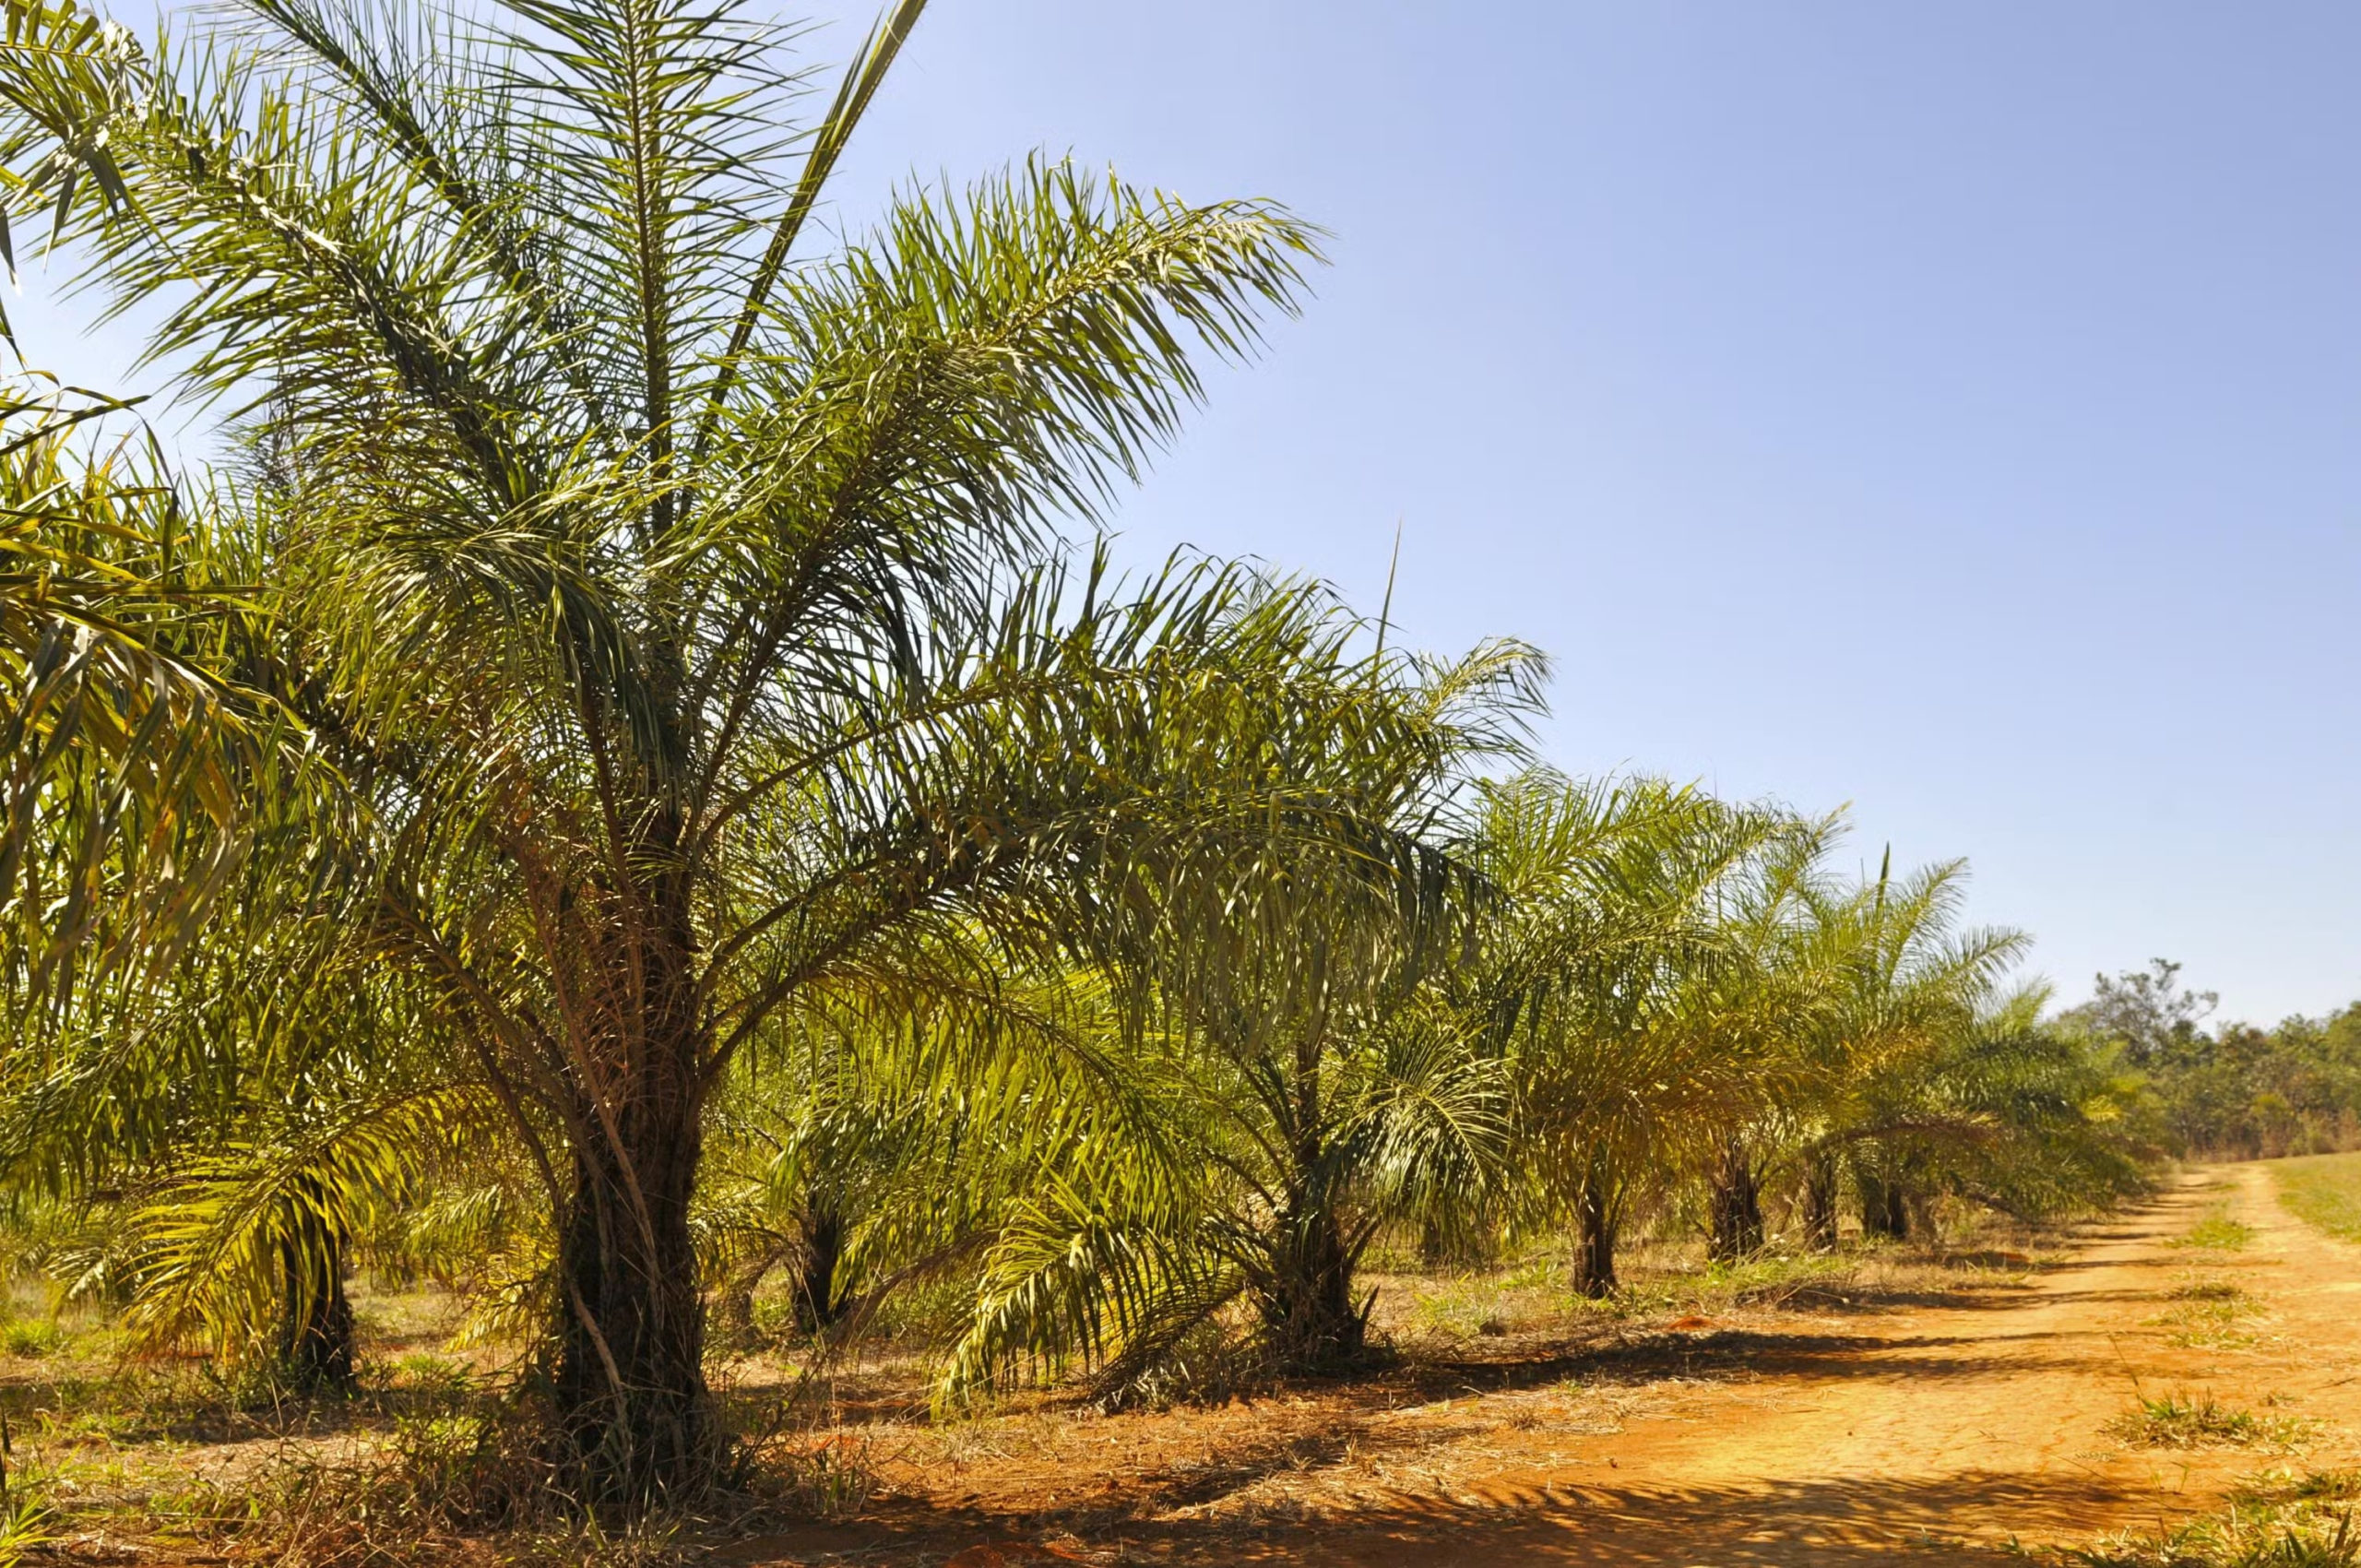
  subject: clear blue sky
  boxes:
[22,2,2361,1025]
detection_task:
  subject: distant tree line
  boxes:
[2062,960,2361,1159]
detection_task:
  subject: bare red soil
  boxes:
[727,1163,2361,1565]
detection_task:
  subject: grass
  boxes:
[0,1215,2104,1566]
[0,1319,58,1358]
[2060,1470,2361,1566]
[2107,1393,2314,1452]
[2151,1281,2268,1349]
[2277,1152,2361,1246]
[2173,1206,2257,1253]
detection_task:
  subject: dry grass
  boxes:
[2151,1278,2271,1349]
[0,1215,2090,1566]
[2278,1153,2361,1247]
[2059,1469,2361,1566]
[2107,1393,2316,1453]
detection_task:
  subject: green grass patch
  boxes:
[2174,1206,2257,1252]
[2060,1470,2359,1565]
[2108,1393,2314,1451]
[2276,1152,2361,1246]
[0,1319,59,1358]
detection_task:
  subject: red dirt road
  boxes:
[739,1164,2361,1565]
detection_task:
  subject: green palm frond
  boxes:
[118,1081,483,1357]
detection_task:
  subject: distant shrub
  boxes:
[2,1320,59,1358]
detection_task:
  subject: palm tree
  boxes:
[699,947,1105,1348]
[1896,980,2149,1220]
[1685,813,1847,1262]
[941,619,1537,1400]
[3,0,1325,1498]
[0,749,477,1393]
[0,382,372,1385]
[1793,852,2031,1241]
[1469,772,1778,1297]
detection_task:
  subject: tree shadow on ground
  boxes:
[719,1467,2164,1565]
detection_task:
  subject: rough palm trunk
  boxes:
[1706,1141,1764,1263]
[276,1217,355,1394]
[1904,1188,1936,1242]
[554,1099,710,1498]
[1799,1150,1841,1252]
[1857,1164,1909,1241]
[710,1243,782,1352]
[1571,1165,1620,1298]
[550,873,715,1503]
[790,1206,847,1334]
[1260,1199,1366,1372]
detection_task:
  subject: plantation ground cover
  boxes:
[2276,1150,2361,1245]
[6,1164,2356,1565]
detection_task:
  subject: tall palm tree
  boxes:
[2,0,1324,1498]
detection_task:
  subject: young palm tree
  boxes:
[1684,814,1848,1262]
[941,618,1538,1400]
[2,0,1325,1497]
[0,386,364,1386]
[1892,980,2149,1221]
[1796,853,2032,1241]
[699,946,1108,1348]
[1468,772,1778,1297]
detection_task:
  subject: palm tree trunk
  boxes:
[710,1243,782,1352]
[1800,1150,1840,1252]
[1571,1164,1620,1298]
[1260,1198,1367,1372]
[1417,1215,1453,1267]
[1705,1141,1764,1263]
[1417,1213,1495,1269]
[550,887,716,1503]
[790,1206,847,1334]
[554,1099,711,1500]
[1857,1162,1909,1241]
[277,1217,356,1394]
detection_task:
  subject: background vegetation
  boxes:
[2065,960,2361,1161]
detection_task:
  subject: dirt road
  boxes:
[744,1164,2361,1565]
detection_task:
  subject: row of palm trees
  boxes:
[0,0,2142,1507]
